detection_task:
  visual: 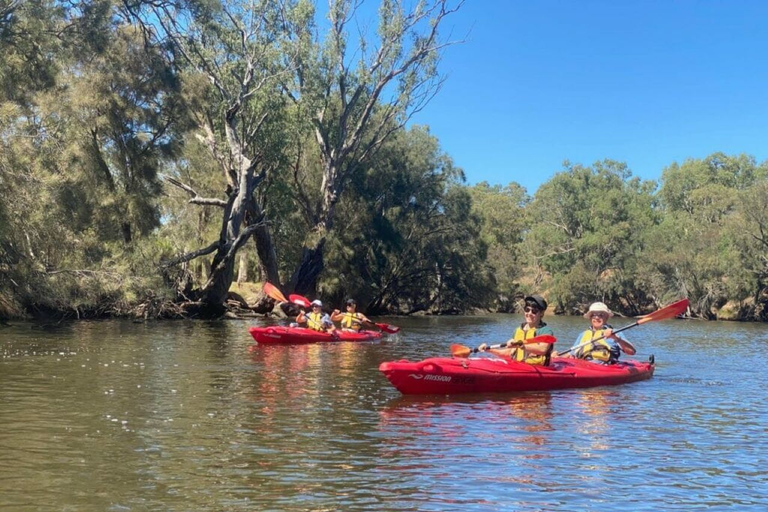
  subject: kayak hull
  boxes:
[379,356,654,395]
[249,326,382,345]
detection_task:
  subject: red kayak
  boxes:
[249,326,383,345]
[379,356,654,395]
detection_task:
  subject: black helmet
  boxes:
[345,298,356,306]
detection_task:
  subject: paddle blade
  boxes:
[376,322,400,334]
[637,298,689,325]
[263,282,288,303]
[450,343,472,358]
[526,334,557,344]
[289,294,311,308]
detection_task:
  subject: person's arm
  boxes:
[605,329,636,355]
[296,311,307,324]
[330,309,343,322]
[524,341,550,355]
[478,339,522,358]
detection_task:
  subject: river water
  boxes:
[1,314,766,511]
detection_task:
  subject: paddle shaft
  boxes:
[556,321,638,356]
[472,334,556,354]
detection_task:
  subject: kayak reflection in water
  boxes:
[564,302,636,364]
[331,298,371,332]
[296,299,336,334]
[477,294,555,366]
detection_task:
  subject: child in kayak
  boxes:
[478,294,555,366]
[565,302,636,364]
[331,298,372,332]
[296,300,336,334]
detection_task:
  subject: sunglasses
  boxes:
[523,306,541,314]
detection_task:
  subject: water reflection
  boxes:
[1,317,768,511]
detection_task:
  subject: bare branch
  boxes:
[160,241,220,268]
[164,176,227,207]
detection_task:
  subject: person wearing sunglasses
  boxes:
[331,298,372,332]
[566,302,635,364]
[296,299,336,334]
[478,294,554,366]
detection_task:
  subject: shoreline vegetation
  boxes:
[2,2,768,324]
[0,281,750,325]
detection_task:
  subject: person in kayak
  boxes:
[478,294,555,365]
[331,298,372,332]
[296,300,336,334]
[565,302,636,364]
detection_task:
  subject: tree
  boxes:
[525,160,658,315]
[644,153,767,318]
[279,0,464,294]
[126,0,293,316]
[321,126,493,313]
[467,181,529,311]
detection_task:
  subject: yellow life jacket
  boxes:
[341,312,363,330]
[575,328,620,363]
[306,312,325,332]
[511,325,553,366]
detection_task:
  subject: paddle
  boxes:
[289,293,401,333]
[450,334,557,358]
[367,321,400,334]
[289,294,311,308]
[556,298,689,357]
[263,282,288,303]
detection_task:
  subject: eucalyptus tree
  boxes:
[127,0,463,317]
[526,160,658,315]
[467,181,529,311]
[277,0,464,295]
[322,126,493,314]
[649,153,768,318]
[731,178,768,319]
[125,0,295,316]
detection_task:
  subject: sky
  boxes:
[402,0,768,194]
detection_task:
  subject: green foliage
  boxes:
[321,126,494,313]
[467,181,529,310]
[641,153,768,318]
[525,160,659,314]
[2,1,768,322]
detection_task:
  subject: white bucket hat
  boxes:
[584,302,613,319]
[311,299,322,307]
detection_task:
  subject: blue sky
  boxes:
[405,0,768,194]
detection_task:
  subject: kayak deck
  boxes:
[379,356,654,395]
[249,326,383,345]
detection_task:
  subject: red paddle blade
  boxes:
[526,334,557,344]
[289,294,311,308]
[376,322,400,333]
[263,282,288,303]
[638,298,689,325]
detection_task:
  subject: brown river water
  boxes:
[1,315,766,511]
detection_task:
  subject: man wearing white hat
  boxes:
[566,302,636,364]
[296,299,336,333]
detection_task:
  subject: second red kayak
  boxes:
[379,356,654,395]
[249,326,383,345]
